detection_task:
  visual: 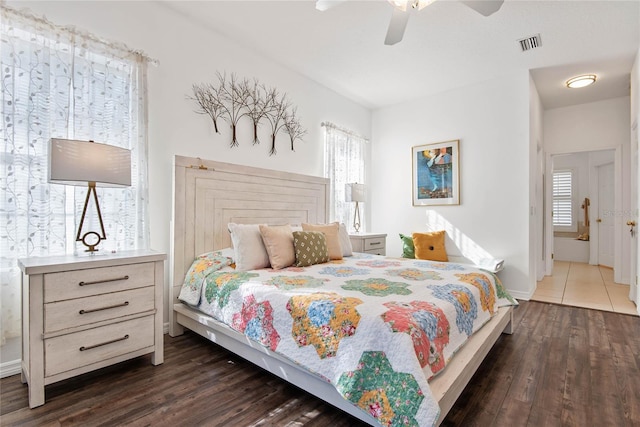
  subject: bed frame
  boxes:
[169,155,514,425]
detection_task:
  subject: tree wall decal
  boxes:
[190,72,306,155]
[191,82,224,134]
[240,78,270,146]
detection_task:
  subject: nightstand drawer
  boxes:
[45,315,154,377]
[363,237,385,252]
[44,262,155,303]
[349,233,387,256]
[44,286,155,333]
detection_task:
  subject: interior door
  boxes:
[630,124,638,305]
[597,162,615,268]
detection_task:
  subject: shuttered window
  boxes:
[552,170,573,230]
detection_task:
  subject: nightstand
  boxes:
[18,249,166,408]
[349,233,387,256]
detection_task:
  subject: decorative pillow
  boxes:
[293,231,329,267]
[413,230,448,262]
[228,223,270,271]
[399,233,415,259]
[301,222,343,260]
[259,224,295,270]
[338,223,353,257]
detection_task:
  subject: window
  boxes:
[1,5,150,345]
[552,170,574,231]
[322,122,367,231]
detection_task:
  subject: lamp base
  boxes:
[79,231,104,253]
[353,201,361,233]
[76,182,107,253]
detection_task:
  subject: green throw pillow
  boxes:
[399,233,415,259]
[293,231,330,267]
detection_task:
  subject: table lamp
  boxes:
[345,183,366,233]
[48,138,131,253]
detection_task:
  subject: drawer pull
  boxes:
[79,275,129,286]
[369,242,381,246]
[79,334,130,352]
[79,301,129,315]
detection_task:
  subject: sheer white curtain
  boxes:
[0,5,150,346]
[323,122,367,231]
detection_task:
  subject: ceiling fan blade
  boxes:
[384,7,411,45]
[460,0,504,16]
[316,0,348,12]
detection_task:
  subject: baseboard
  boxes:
[508,289,533,301]
[1,358,21,379]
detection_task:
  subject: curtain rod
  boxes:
[0,2,158,66]
[321,121,370,142]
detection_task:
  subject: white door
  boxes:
[630,124,638,305]
[597,162,615,268]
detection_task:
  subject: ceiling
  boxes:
[161,0,640,110]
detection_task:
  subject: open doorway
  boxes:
[534,147,637,314]
[550,149,615,268]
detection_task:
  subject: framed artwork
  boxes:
[412,139,460,206]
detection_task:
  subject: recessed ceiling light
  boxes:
[566,74,597,89]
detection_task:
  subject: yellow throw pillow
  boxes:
[301,222,343,260]
[412,231,448,262]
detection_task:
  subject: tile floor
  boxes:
[532,261,638,316]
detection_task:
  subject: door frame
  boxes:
[543,146,626,284]
[630,119,638,306]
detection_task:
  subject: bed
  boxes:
[169,155,515,426]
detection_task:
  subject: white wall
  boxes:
[371,73,533,299]
[544,97,631,283]
[5,1,371,322]
[529,75,545,281]
[544,97,631,154]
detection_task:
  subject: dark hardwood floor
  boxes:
[1,301,639,426]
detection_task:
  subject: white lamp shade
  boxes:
[345,183,366,203]
[49,138,131,187]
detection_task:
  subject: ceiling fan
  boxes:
[316,0,504,45]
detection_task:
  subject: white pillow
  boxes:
[338,223,353,257]
[228,223,270,271]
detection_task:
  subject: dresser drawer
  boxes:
[45,315,154,377]
[44,286,155,333]
[44,262,155,303]
[363,237,385,252]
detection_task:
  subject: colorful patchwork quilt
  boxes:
[178,252,517,427]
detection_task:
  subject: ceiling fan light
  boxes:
[388,0,408,11]
[566,74,597,89]
[387,0,435,12]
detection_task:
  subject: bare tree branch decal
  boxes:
[191,83,224,134]
[284,107,306,151]
[240,79,270,145]
[216,72,249,148]
[189,71,306,155]
[264,88,290,156]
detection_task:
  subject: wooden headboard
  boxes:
[170,155,329,320]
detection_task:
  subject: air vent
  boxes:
[518,34,542,52]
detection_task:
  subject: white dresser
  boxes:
[18,249,165,408]
[349,232,387,256]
